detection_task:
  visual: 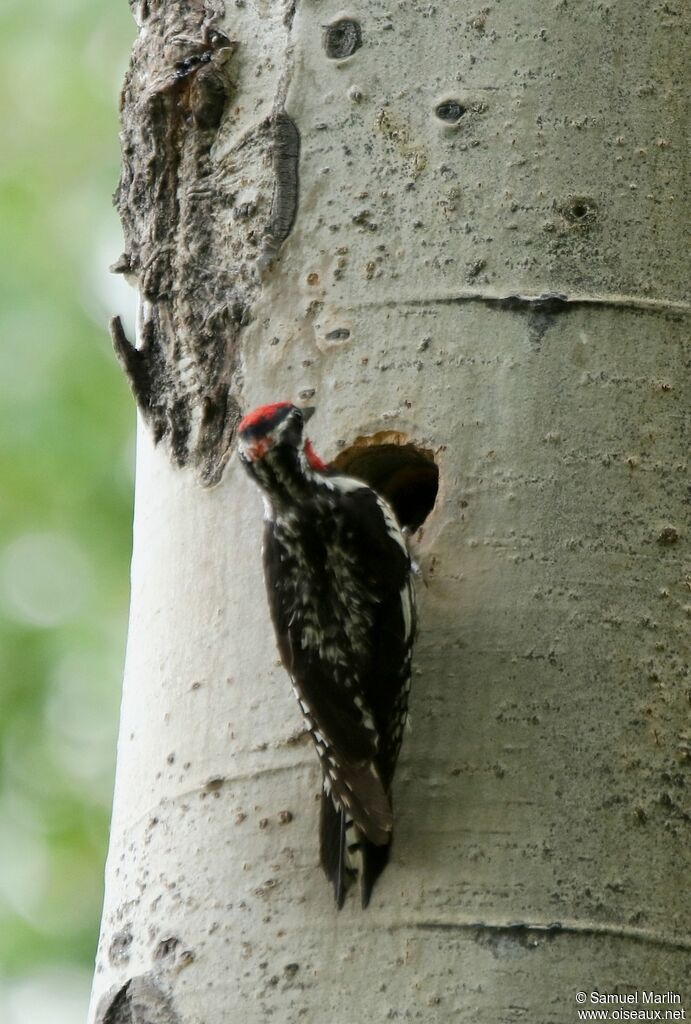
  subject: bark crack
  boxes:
[410,918,691,952]
[112,759,318,836]
[372,290,690,318]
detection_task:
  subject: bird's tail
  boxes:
[319,792,351,908]
[360,835,390,908]
[319,791,391,908]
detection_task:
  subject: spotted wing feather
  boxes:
[263,482,414,900]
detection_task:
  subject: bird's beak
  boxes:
[301,406,316,423]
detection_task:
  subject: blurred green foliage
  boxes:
[0,0,135,1012]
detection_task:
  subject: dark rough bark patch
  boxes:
[96,976,180,1024]
[113,0,301,483]
[110,317,151,411]
[267,113,300,250]
[115,0,297,485]
[114,0,239,484]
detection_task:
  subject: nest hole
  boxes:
[331,433,439,532]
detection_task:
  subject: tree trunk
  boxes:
[90,1,690,1021]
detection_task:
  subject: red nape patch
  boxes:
[304,439,327,471]
[238,401,293,434]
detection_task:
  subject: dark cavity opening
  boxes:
[323,19,362,59]
[331,433,439,532]
[435,100,467,123]
[560,195,596,225]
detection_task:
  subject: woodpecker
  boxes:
[237,401,415,907]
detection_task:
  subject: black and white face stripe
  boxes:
[238,410,295,461]
[238,403,316,463]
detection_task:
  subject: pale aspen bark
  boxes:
[90,2,690,1022]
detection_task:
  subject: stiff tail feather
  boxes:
[360,837,390,908]
[319,792,350,908]
[319,791,391,908]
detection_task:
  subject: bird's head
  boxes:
[237,402,326,470]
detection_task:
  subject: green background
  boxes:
[0,2,135,1019]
